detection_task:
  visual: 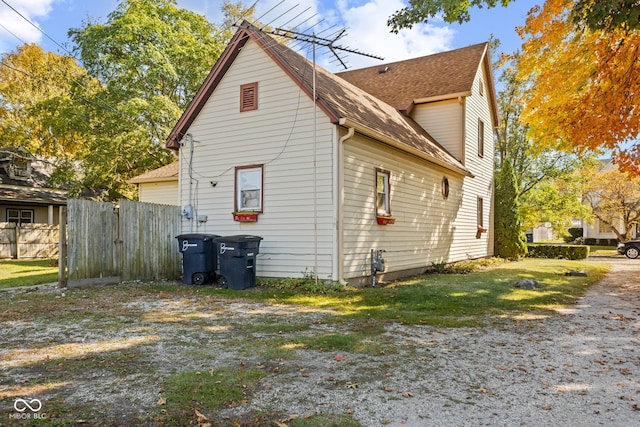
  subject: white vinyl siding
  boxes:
[448,65,494,260]
[138,181,179,206]
[178,39,336,280]
[411,99,463,161]
[342,135,465,280]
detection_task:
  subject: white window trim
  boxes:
[235,165,263,212]
[376,168,391,216]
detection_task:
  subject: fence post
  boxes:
[14,225,20,259]
[58,206,67,288]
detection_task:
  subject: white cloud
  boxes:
[0,0,58,53]
[247,0,455,71]
[333,0,455,70]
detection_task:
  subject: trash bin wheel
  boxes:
[192,272,206,285]
[218,275,228,288]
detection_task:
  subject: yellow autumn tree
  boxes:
[581,166,640,241]
[517,0,640,175]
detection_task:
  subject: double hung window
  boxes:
[376,168,391,216]
[235,165,263,212]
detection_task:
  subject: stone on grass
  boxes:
[565,271,588,277]
[513,279,540,290]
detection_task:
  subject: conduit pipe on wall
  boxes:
[336,126,354,285]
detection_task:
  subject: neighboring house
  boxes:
[165,22,498,285]
[0,147,66,225]
[127,162,179,206]
[581,159,638,243]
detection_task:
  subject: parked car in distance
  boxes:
[617,240,640,259]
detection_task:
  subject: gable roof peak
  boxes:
[165,23,473,176]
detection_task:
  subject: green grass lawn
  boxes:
[203,258,611,327]
[588,245,619,256]
[0,258,59,289]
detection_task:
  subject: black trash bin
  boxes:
[176,234,219,285]
[216,235,263,290]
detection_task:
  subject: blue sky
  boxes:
[0,0,540,72]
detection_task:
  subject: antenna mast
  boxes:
[236,3,385,285]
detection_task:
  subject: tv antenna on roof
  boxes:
[269,26,384,70]
[233,1,385,286]
[237,1,384,69]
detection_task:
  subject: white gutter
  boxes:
[338,118,473,178]
[335,126,354,286]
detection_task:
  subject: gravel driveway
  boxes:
[1,256,638,426]
[247,255,640,426]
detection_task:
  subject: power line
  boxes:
[0,60,139,127]
[0,0,74,57]
[0,20,26,46]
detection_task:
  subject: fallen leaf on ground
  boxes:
[195,409,208,422]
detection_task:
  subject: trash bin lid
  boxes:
[215,234,263,243]
[176,233,220,241]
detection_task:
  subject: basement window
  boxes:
[235,165,263,212]
[240,82,258,112]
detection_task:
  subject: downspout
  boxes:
[336,125,354,285]
[459,96,465,164]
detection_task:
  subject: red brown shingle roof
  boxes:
[336,43,489,112]
[127,162,178,184]
[166,22,497,176]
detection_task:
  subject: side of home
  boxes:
[127,161,179,206]
[165,22,497,285]
[171,38,338,280]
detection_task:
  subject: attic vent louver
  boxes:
[378,66,389,74]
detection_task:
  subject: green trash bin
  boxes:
[176,234,219,285]
[216,235,263,290]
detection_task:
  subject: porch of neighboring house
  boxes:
[0,187,67,259]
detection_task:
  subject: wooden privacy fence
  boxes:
[61,199,181,286]
[0,223,59,259]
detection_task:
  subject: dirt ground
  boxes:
[0,256,639,427]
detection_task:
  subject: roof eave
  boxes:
[165,26,253,150]
[339,118,474,178]
[413,91,471,104]
[127,176,178,184]
[165,22,341,150]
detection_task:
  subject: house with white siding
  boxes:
[165,22,498,286]
[127,162,179,206]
